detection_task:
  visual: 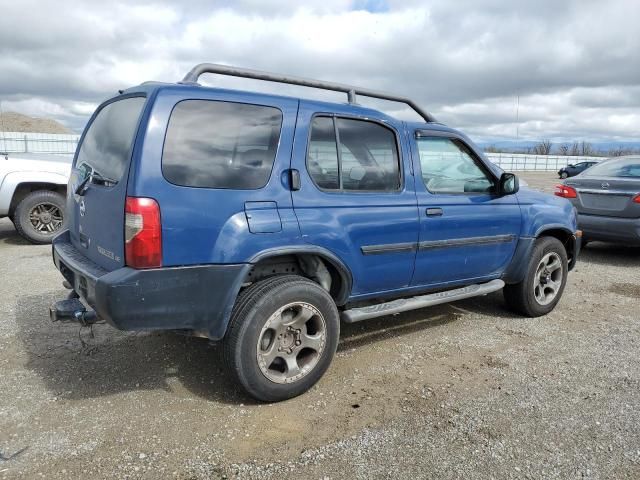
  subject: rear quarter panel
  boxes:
[128,87,305,266]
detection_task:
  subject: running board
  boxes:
[340,279,505,324]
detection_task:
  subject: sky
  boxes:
[0,0,639,144]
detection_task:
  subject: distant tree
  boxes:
[558,144,570,156]
[570,142,580,156]
[580,141,595,156]
[608,146,629,157]
[532,139,553,155]
[484,145,503,153]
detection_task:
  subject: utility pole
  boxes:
[515,94,520,142]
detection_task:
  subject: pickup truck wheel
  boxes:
[503,236,568,317]
[223,275,339,402]
[14,190,66,244]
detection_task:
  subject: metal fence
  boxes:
[0,131,80,156]
[0,131,605,171]
[485,152,602,171]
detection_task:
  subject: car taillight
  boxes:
[633,194,640,204]
[125,197,162,269]
[554,185,577,198]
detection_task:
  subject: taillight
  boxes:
[633,194,640,204]
[125,197,162,268]
[554,185,577,198]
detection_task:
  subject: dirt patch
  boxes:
[609,282,640,299]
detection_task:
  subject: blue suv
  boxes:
[50,64,580,401]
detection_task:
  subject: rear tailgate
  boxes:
[67,96,147,271]
[567,177,640,218]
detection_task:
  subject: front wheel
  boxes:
[560,172,569,179]
[504,236,568,317]
[223,275,340,402]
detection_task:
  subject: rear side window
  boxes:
[307,117,340,190]
[307,116,400,192]
[76,97,146,182]
[162,100,283,189]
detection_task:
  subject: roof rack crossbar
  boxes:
[181,63,436,123]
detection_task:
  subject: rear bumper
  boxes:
[578,213,640,245]
[52,230,250,340]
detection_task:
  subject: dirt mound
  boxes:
[0,111,71,134]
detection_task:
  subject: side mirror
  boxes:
[499,172,519,195]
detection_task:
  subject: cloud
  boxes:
[0,0,638,142]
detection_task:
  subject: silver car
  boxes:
[555,156,640,246]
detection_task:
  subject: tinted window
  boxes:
[338,118,400,191]
[76,97,146,182]
[582,157,640,178]
[417,137,494,193]
[307,116,400,192]
[307,117,339,190]
[163,100,282,189]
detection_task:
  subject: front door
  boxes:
[410,132,521,287]
[290,101,419,297]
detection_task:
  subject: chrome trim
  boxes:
[361,234,516,255]
[418,234,516,251]
[361,242,417,255]
[576,188,637,196]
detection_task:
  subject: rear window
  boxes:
[582,158,640,178]
[76,97,146,182]
[162,100,283,189]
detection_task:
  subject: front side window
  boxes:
[416,137,494,194]
[307,116,400,192]
[162,100,283,189]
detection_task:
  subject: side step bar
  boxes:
[341,279,505,324]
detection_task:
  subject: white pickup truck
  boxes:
[0,152,71,243]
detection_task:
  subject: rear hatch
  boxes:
[567,176,640,218]
[66,96,147,271]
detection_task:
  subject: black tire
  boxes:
[560,172,569,179]
[223,275,340,402]
[13,190,66,244]
[503,236,568,317]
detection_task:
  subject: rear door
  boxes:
[67,95,147,270]
[410,132,521,287]
[290,102,419,296]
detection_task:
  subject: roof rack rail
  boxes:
[181,63,436,123]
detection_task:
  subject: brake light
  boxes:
[554,185,577,198]
[125,197,162,268]
[633,194,640,204]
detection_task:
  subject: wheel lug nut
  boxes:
[295,340,301,346]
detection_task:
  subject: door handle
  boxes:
[289,169,301,191]
[426,207,443,217]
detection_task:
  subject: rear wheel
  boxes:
[560,172,569,179]
[223,275,339,402]
[14,190,65,244]
[504,236,568,317]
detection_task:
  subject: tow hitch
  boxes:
[49,298,99,325]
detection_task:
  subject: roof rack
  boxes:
[181,63,436,123]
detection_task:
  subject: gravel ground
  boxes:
[1,172,639,479]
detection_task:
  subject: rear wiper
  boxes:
[90,171,118,186]
[75,171,117,196]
